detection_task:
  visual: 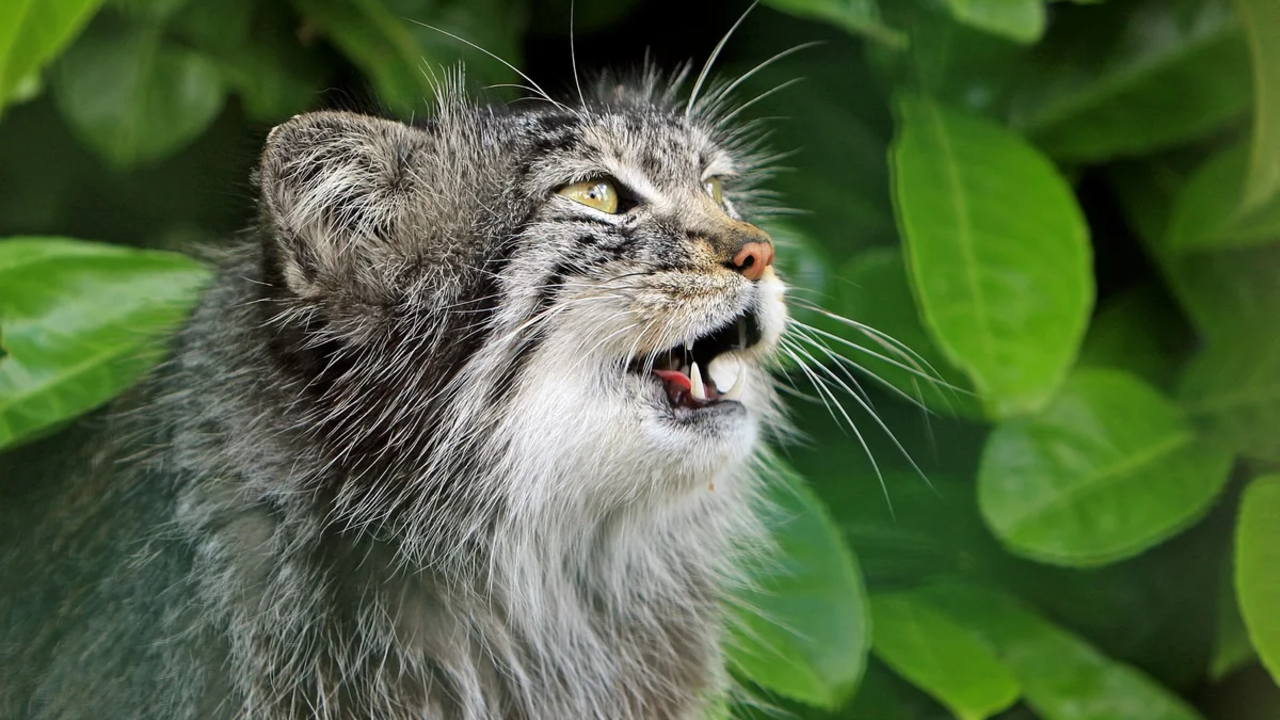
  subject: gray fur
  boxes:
[0,68,791,720]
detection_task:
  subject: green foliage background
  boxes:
[2,0,1280,717]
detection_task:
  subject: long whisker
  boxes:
[782,344,894,515]
[685,1,758,120]
[793,300,940,374]
[703,41,823,111]
[405,19,569,113]
[717,77,805,128]
[570,0,585,106]
[789,319,959,392]
[799,332,935,412]
[784,337,932,489]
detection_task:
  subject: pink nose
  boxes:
[732,241,774,281]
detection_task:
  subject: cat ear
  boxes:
[257,111,430,301]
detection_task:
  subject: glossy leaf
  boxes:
[112,0,190,20]
[1235,0,1280,210]
[823,247,980,418]
[1108,157,1197,251]
[1161,241,1280,346]
[289,0,523,118]
[870,591,1019,720]
[1012,0,1250,162]
[892,95,1093,419]
[1211,561,1256,680]
[1167,144,1280,255]
[287,0,426,116]
[870,1,1027,118]
[54,23,225,167]
[940,0,1044,44]
[0,237,209,450]
[1180,336,1280,462]
[915,583,1206,720]
[1077,284,1189,391]
[727,460,869,709]
[0,0,106,107]
[844,663,913,720]
[979,369,1234,567]
[1236,475,1280,685]
[760,0,906,47]
[743,40,898,255]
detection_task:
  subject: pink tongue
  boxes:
[654,369,692,391]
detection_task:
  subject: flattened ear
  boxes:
[258,111,430,301]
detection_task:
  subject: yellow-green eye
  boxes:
[558,179,619,214]
[704,176,723,205]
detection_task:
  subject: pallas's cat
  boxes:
[1,66,810,719]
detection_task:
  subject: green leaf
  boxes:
[288,0,524,118]
[0,237,209,450]
[844,662,913,720]
[1179,335,1280,462]
[914,583,1206,720]
[1236,475,1280,686]
[1108,157,1198,251]
[1167,144,1280,255]
[1234,0,1280,210]
[171,0,254,52]
[726,460,869,709]
[825,246,980,418]
[760,0,906,48]
[891,95,1093,419]
[870,2,1028,118]
[738,37,897,254]
[54,22,226,167]
[701,694,730,720]
[1011,0,1250,163]
[112,0,190,20]
[0,0,106,108]
[940,0,1045,44]
[1160,242,1280,346]
[1077,283,1189,391]
[286,0,430,116]
[1211,557,1256,680]
[979,369,1234,567]
[870,591,1020,720]
[172,0,331,122]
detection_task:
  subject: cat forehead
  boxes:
[511,108,736,185]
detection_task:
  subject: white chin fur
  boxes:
[489,271,786,509]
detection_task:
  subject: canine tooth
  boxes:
[738,319,747,349]
[722,364,747,401]
[690,362,707,401]
[707,353,741,393]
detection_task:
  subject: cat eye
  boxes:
[703,177,724,205]
[558,179,619,214]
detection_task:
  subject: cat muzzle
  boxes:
[632,308,763,411]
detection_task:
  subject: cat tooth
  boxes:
[690,362,707,401]
[737,318,748,349]
[707,353,741,393]
[722,364,747,401]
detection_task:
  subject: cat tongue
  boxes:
[653,369,692,391]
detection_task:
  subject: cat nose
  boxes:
[729,224,774,281]
[732,241,774,281]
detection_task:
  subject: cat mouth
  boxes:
[630,308,763,411]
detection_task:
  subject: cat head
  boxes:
[254,69,788,525]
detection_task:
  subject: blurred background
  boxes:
[2,0,1279,718]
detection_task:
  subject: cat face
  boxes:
[257,76,786,509]
[495,104,788,487]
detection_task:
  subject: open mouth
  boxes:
[631,308,764,411]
